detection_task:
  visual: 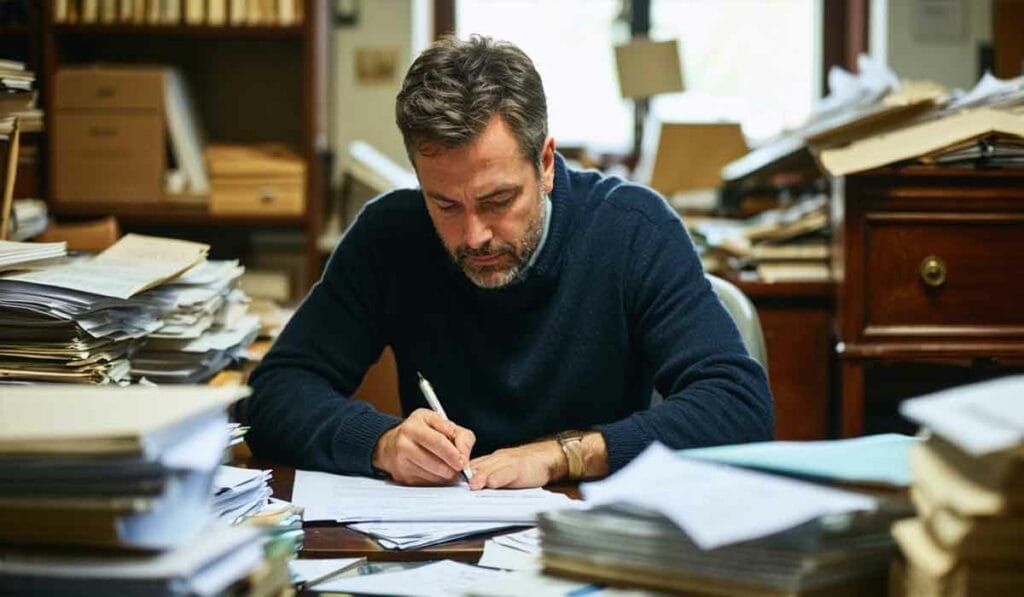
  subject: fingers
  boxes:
[469,457,519,490]
[453,427,476,463]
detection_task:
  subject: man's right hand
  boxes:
[371,408,475,486]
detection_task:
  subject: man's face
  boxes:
[414,114,556,289]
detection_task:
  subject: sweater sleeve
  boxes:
[243,203,402,475]
[595,216,774,472]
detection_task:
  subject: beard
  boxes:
[450,192,546,289]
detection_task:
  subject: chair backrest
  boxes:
[706,273,768,373]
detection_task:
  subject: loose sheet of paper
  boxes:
[478,529,542,571]
[900,375,1024,455]
[292,470,575,523]
[10,234,208,299]
[581,443,876,550]
[347,521,525,550]
[313,560,509,597]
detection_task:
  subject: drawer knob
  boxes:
[920,255,947,288]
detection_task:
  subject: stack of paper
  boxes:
[0,385,284,596]
[478,528,542,571]
[0,60,42,134]
[291,470,574,550]
[893,376,1024,596]
[539,443,900,595]
[0,279,164,384]
[0,240,65,271]
[131,259,258,384]
[213,465,272,523]
[0,385,248,549]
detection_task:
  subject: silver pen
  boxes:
[417,371,474,481]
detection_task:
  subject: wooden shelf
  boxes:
[51,201,308,227]
[52,23,304,38]
[0,24,29,36]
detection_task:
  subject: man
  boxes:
[246,35,772,489]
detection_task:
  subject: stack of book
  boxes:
[893,376,1024,596]
[0,58,42,134]
[539,443,903,595]
[0,385,288,596]
[692,193,831,282]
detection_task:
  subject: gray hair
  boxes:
[395,35,548,170]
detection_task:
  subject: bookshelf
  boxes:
[38,0,329,292]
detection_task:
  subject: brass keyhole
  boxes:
[920,255,947,288]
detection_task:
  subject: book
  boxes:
[0,384,247,456]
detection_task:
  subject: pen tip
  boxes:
[416,371,424,381]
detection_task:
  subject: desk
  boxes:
[260,463,580,562]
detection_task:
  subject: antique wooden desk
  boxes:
[833,166,1024,436]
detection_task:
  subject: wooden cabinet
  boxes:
[833,167,1024,436]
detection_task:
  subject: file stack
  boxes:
[0,385,286,596]
[213,465,273,524]
[894,376,1024,596]
[0,234,206,385]
[539,443,902,596]
[131,259,259,384]
[0,278,163,384]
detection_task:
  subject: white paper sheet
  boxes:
[900,375,1024,455]
[347,521,524,550]
[581,443,876,550]
[292,470,575,524]
[313,560,509,597]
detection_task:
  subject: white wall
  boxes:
[879,0,991,91]
[329,0,428,183]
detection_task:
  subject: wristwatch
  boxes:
[556,430,585,480]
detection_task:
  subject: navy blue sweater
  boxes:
[246,155,772,475]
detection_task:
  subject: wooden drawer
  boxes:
[210,177,305,216]
[862,212,1024,338]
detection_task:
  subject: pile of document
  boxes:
[538,443,902,595]
[213,465,273,523]
[130,259,259,384]
[692,193,831,282]
[893,376,1024,596]
[0,385,287,596]
[0,278,163,384]
[292,470,574,550]
[0,240,65,271]
[0,234,259,385]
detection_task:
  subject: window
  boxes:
[457,0,820,151]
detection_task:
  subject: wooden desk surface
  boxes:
[262,464,580,563]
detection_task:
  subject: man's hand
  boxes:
[468,432,610,490]
[468,440,566,490]
[372,408,475,486]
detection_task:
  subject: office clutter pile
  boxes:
[538,443,905,595]
[894,376,1024,595]
[0,233,258,385]
[0,385,292,596]
[692,59,1024,282]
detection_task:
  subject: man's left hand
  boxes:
[467,440,566,490]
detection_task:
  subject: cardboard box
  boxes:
[52,67,169,203]
[650,122,748,196]
[207,144,305,216]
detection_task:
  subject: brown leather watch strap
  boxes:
[556,430,585,480]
